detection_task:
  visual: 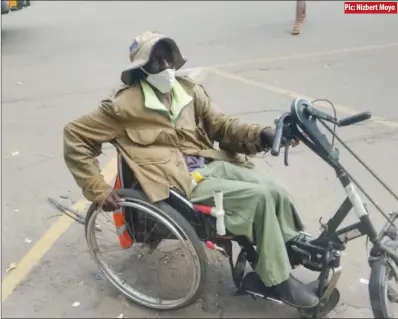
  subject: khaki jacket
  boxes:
[63,76,269,204]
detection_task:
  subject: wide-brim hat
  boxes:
[121,31,186,85]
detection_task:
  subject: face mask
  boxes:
[141,68,176,93]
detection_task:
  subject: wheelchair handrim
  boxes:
[86,200,203,310]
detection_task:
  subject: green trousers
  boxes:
[191,160,304,286]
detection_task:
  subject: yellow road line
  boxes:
[177,68,207,84]
[206,42,398,70]
[1,156,118,303]
[209,68,398,129]
[182,43,398,77]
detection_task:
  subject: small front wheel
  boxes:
[369,257,398,318]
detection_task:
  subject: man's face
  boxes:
[144,41,175,74]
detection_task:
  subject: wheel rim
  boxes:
[86,200,203,310]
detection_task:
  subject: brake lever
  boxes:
[284,141,290,166]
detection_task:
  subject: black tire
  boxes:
[84,188,208,310]
[369,258,394,318]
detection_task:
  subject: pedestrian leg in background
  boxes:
[292,0,306,35]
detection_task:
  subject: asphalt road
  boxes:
[2,1,398,318]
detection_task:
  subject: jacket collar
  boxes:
[140,79,193,121]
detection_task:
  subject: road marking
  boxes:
[1,156,117,303]
[193,42,398,70]
[209,68,398,129]
[3,43,397,105]
[1,68,206,303]
[177,68,207,84]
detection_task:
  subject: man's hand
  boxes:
[102,190,122,212]
[260,127,300,150]
[287,136,300,147]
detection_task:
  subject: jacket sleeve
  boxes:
[193,83,273,154]
[63,98,123,204]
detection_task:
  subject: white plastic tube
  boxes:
[212,190,226,236]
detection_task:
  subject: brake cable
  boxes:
[319,119,397,227]
[311,99,338,148]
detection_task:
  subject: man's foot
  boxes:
[274,275,319,308]
[241,272,319,309]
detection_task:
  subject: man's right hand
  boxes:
[102,190,122,212]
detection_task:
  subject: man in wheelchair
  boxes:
[63,30,318,309]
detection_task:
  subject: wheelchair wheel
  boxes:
[85,189,207,311]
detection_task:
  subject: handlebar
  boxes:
[271,113,290,156]
[338,112,372,127]
[304,105,372,127]
[271,98,372,160]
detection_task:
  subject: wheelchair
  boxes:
[85,97,398,318]
[84,152,258,310]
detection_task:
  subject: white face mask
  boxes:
[141,68,176,93]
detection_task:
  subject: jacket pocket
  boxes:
[125,128,163,146]
[125,129,170,164]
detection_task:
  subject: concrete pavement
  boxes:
[2,1,398,318]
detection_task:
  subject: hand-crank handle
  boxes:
[271,113,290,156]
[338,111,372,127]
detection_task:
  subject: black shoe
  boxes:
[241,272,279,299]
[274,275,319,308]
